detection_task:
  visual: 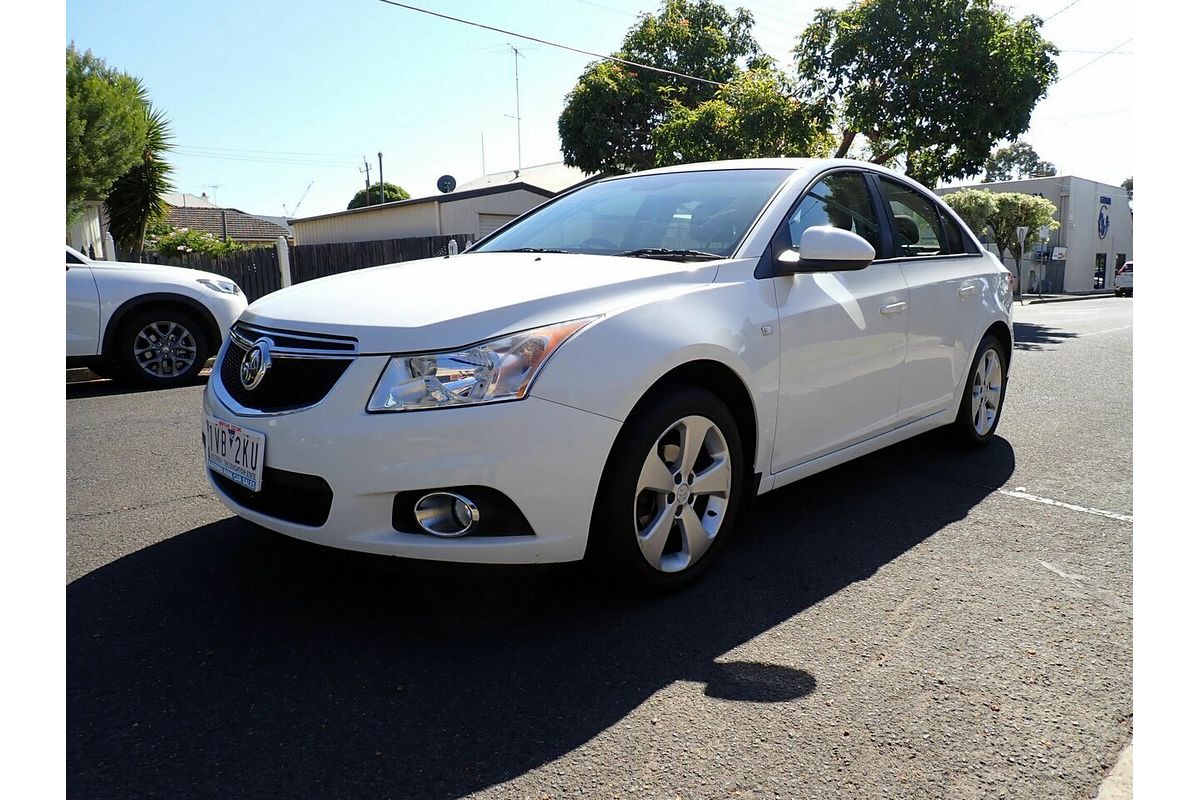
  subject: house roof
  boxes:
[162,192,219,208]
[456,161,596,194]
[289,182,558,225]
[167,206,292,241]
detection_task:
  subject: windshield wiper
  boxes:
[616,248,724,261]
[490,247,570,254]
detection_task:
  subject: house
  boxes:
[937,175,1133,293]
[289,161,596,246]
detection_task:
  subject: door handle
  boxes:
[957,284,978,298]
[880,301,907,316]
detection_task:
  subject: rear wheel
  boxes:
[589,385,744,593]
[114,308,209,388]
[952,334,1008,447]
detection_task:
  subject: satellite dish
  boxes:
[437,174,457,194]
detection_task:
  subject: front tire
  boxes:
[114,308,209,388]
[952,334,1008,447]
[588,384,744,593]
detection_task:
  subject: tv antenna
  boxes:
[502,44,525,175]
[202,184,223,204]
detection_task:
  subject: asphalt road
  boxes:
[66,297,1133,799]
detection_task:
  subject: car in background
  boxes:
[202,158,1013,592]
[1114,261,1133,296]
[66,245,247,388]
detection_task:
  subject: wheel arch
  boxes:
[984,320,1013,367]
[102,293,222,358]
[627,359,761,497]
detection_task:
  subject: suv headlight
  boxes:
[367,318,596,412]
[197,278,241,295]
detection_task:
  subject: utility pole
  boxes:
[360,156,372,201]
[378,152,384,204]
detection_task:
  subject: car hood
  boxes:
[241,252,721,352]
[93,258,236,287]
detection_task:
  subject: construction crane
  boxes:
[283,181,314,218]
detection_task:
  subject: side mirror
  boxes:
[775,226,876,274]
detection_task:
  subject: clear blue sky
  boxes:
[64,0,1134,218]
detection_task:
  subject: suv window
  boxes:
[785,172,882,254]
[880,178,953,257]
[66,249,84,265]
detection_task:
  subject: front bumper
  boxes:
[203,349,622,563]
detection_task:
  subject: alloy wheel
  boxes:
[971,348,1004,436]
[633,414,732,573]
[133,321,198,379]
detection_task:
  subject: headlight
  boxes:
[197,278,241,295]
[367,318,596,412]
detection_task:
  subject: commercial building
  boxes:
[937,175,1132,293]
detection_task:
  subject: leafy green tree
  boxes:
[105,104,174,254]
[652,67,832,165]
[1121,176,1133,200]
[348,182,410,210]
[66,45,150,222]
[793,0,1059,186]
[559,0,762,174]
[944,188,1058,264]
[941,188,998,241]
[983,141,1056,182]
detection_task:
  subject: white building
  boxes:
[937,175,1133,293]
[290,161,595,246]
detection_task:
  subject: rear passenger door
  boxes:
[870,176,987,424]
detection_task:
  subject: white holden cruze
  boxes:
[203,159,1012,591]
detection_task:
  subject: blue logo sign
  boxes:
[1097,205,1110,240]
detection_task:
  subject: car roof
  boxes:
[597,157,927,189]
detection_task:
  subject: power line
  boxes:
[1057,37,1132,81]
[1043,0,1087,23]
[373,0,725,87]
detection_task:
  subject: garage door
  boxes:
[479,213,518,237]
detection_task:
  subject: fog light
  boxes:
[413,492,480,537]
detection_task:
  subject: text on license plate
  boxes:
[205,415,266,492]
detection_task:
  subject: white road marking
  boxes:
[1040,561,1089,582]
[1000,487,1132,523]
[1077,324,1133,338]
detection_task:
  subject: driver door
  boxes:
[769,170,909,473]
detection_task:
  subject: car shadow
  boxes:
[67,432,1015,799]
[1013,321,1080,352]
[65,369,211,399]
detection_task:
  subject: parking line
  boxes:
[999,487,1132,523]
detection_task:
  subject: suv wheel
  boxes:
[114,308,209,388]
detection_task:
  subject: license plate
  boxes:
[205,414,266,492]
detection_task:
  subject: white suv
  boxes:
[202,159,1013,591]
[1114,261,1133,297]
[66,245,247,387]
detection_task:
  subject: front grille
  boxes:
[211,467,333,526]
[219,336,353,413]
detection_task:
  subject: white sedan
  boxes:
[67,245,247,387]
[203,159,1012,591]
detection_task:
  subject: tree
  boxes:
[983,141,1056,182]
[348,182,410,210]
[793,0,1059,186]
[1121,176,1133,200]
[940,188,997,241]
[559,0,762,174]
[943,188,1058,264]
[652,67,832,165]
[66,45,150,222]
[105,104,174,254]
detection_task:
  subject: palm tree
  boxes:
[105,101,174,258]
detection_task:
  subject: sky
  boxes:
[63,0,1135,219]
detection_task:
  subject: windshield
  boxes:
[473,169,792,259]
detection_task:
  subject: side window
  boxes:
[940,210,965,254]
[66,250,84,265]
[880,179,949,257]
[786,172,882,255]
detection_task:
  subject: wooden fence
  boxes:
[127,232,475,303]
[123,246,282,303]
[290,234,474,284]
